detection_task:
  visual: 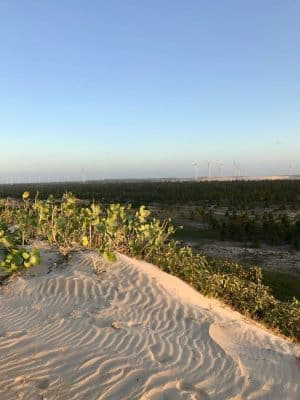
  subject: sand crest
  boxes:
[0,248,299,399]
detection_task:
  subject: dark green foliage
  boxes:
[203,210,300,248]
[262,270,300,302]
[0,180,300,207]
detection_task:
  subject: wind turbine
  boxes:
[81,168,86,184]
[215,160,223,178]
[192,161,199,181]
[207,161,212,180]
[219,162,224,178]
[233,160,238,179]
[234,161,241,179]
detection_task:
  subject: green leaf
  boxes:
[99,249,117,263]
[29,255,39,265]
[22,251,30,260]
[14,255,24,266]
[82,236,89,247]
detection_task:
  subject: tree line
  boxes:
[0,180,300,207]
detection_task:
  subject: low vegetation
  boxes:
[206,210,300,249]
[0,192,299,342]
[0,222,40,275]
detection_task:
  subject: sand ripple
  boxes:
[0,250,299,399]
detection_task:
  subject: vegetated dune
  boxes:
[0,247,299,400]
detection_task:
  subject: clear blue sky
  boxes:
[0,0,299,181]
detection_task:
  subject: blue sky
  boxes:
[0,0,299,181]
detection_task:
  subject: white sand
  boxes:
[0,248,299,400]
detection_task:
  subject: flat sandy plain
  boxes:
[0,246,299,399]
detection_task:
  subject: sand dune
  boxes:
[0,248,299,400]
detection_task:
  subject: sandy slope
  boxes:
[0,248,299,400]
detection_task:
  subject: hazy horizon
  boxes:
[1,1,299,179]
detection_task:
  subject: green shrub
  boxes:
[0,247,40,274]
[0,221,40,275]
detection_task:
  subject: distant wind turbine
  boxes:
[219,162,224,178]
[207,161,212,180]
[192,161,199,181]
[81,168,86,184]
[233,161,241,179]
